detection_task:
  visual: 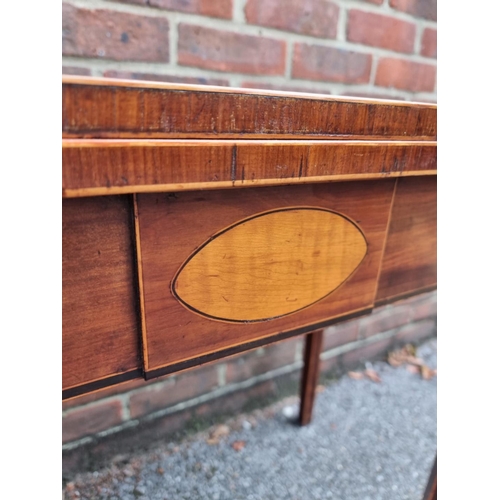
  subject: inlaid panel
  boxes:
[173,208,367,322]
[136,181,395,374]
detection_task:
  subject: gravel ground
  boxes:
[64,338,437,500]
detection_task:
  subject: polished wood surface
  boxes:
[173,208,367,322]
[61,78,436,400]
[62,196,141,391]
[62,76,436,141]
[375,176,437,304]
[62,139,436,198]
[136,181,394,374]
[422,455,437,500]
[300,330,324,426]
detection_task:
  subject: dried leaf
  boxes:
[387,344,423,371]
[406,364,420,375]
[364,368,381,383]
[404,344,417,356]
[316,385,326,393]
[406,356,424,366]
[232,440,246,451]
[156,467,164,475]
[387,353,404,367]
[213,424,230,438]
[421,365,437,380]
[123,465,135,477]
[206,424,230,445]
[110,454,129,465]
[348,371,364,380]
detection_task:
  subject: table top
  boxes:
[62,76,436,198]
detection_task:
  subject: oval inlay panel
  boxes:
[172,208,367,322]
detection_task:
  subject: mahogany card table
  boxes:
[62,77,436,435]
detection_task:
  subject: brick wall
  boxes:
[62,0,437,102]
[62,0,437,465]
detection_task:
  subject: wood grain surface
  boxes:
[136,181,395,373]
[299,330,324,426]
[173,208,367,322]
[62,140,436,197]
[61,77,437,399]
[375,176,437,304]
[422,455,437,500]
[62,77,436,140]
[62,196,141,390]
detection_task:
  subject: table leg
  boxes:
[299,329,324,426]
[422,455,437,500]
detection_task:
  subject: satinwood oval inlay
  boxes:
[172,208,367,323]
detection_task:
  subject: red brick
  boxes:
[195,380,277,417]
[320,354,341,374]
[375,57,436,92]
[108,0,148,5]
[421,28,437,58]
[226,340,299,384]
[390,0,437,21]
[62,3,169,62]
[150,0,232,19]
[103,70,230,86]
[412,97,437,103]
[62,378,148,411]
[129,365,219,418]
[178,24,286,75]
[360,304,411,339]
[293,43,372,84]
[342,91,406,101]
[347,10,416,54]
[240,81,331,94]
[109,0,148,4]
[389,290,435,309]
[245,0,339,39]
[62,66,91,76]
[62,400,123,443]
[409,293,437,321]
[322,320,359,351]
[395,319,435,343]
[341,336,394,368]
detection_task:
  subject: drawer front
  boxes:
[136,180,396,375]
